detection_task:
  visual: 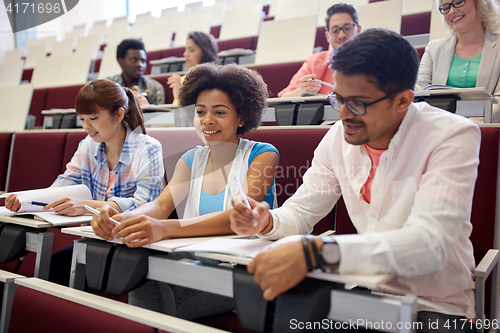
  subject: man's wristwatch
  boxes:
[319,236,340,272]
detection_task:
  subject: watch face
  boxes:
[322,243,340,265]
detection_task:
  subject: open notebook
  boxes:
[0,185,93,226]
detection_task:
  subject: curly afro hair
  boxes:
[179,63,268,135]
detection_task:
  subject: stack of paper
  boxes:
[0,185,93,225]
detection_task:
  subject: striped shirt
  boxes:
[52,126,165,212]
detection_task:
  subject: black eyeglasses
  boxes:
[327,91,402,116]
[439,0,465,15]
[328,23,357,36]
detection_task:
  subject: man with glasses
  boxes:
[231,29,479,332]
[278,2,361,97]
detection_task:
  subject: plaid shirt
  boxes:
[108,74,165,105]
[52,126,165,212]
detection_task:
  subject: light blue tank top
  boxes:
[181,142,279,215]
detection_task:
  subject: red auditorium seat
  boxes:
[29,89,49,127]
[152,75,174,104]
[160,47,185,59]
[243,127,335,234]
[61,131,87,173]
[8,286,155,333]
[210,26,221,39]
[0,133,12,191]
[401,12,431,36]
[146,50,163,75]
[7,131,67,192]
[315,27,329,51]
[248,61,304,98]
[45,84,85,110]
[22,68,33,83]
[218,36,258,52]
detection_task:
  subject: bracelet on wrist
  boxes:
[258,214,272,234]
[306,236,321,269]
[301,236,314,271]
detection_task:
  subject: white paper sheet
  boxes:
[177,238,274,258]
[0,184,92,213]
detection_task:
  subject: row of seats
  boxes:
[0,126,336,276]
[23,61,304,127]
[3,0,434,89]
[0,124,498,331]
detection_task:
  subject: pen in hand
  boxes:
[29,201,49,207]
[234,176,258,228]
[84,205,120,226]
[311,78,335,89]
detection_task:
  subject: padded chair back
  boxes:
[0,133,13,191]
[243,127,335,234]
[62,131,88,173]
[9,286,156,333]
[7,131,67,192]
[45,84,84,111]
[29,88,49,127]
[248,61,303,98]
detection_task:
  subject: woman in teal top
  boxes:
[416,0,500,121]
[446,53,481,88]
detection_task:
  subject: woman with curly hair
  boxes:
[91,63,279,319]
[416,0,500,121]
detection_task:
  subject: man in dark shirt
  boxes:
[108,39,165,105]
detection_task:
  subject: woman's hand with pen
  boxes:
[230,195,271,235]
[110,215,171,247]
[5,194,21,212]
[42,197,87,216]
[91,204,122,240]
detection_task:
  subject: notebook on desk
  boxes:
[0,207,92,226]
[0,184,93,226]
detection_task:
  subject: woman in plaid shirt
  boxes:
[6,79,165,214]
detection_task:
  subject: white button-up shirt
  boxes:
[264,102,480,318]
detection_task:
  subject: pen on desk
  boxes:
[311,78,335,89]
[234,176,258,228]
[84,205,120,226]
[29,201,49,207]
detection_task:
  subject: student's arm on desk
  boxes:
[43,197,121,217]
[93,151,278,247]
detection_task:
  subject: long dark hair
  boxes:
[75,79,146,134]
[187,31,219,64]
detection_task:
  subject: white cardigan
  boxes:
[183,138,276,219]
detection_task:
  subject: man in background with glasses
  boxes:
[278,2,361,97]
[231,29,479,332]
